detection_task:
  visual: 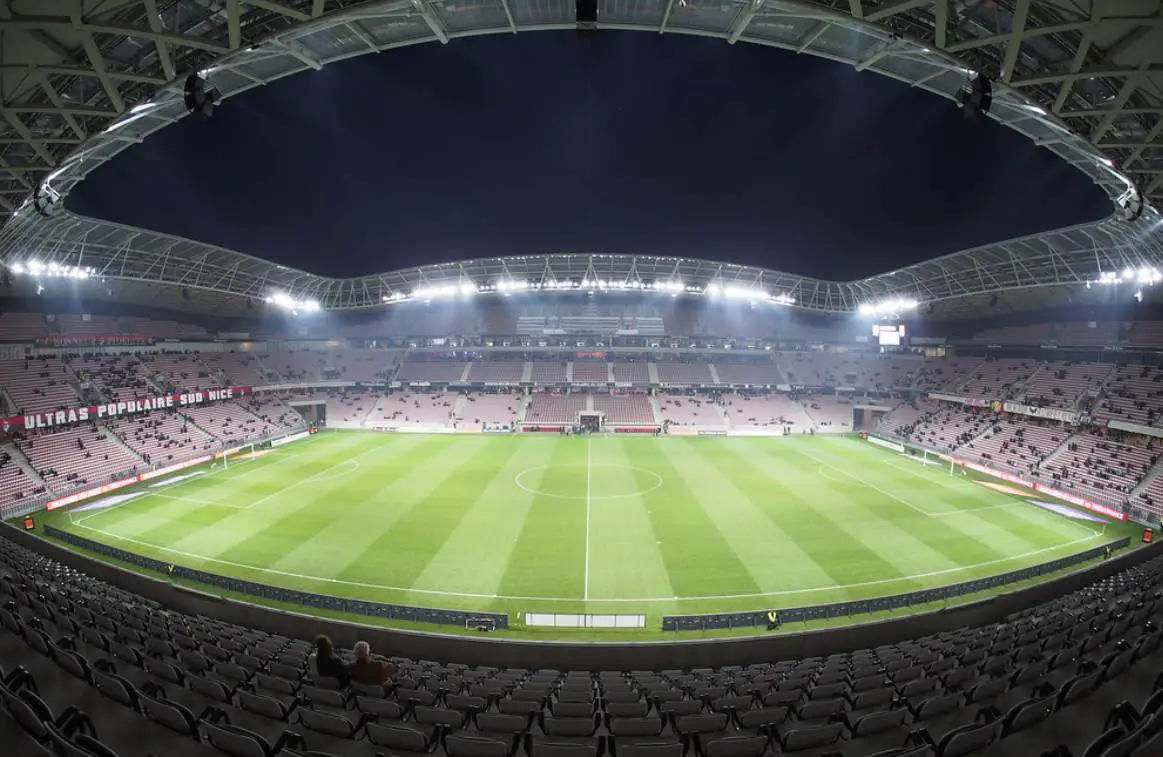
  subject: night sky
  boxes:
[69,31,1111,281]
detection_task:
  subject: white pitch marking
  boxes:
[583,437,592,602]
[69,520,1105,604]
[801,450,942,516]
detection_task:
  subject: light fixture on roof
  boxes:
[184,72,221,120]
[33,184,61,218]
[265,290,319,314]
[1116,185,1144,223]
[955,72,993,120]
[858,298,919,316]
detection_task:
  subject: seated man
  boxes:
[348,640,398,687]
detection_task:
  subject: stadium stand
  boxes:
[54,313,120,336]
[110,411,218,464]
[199,352,270,386]
[15,425,141,490]
[261,349,324,382]
[528,361,568,384]
[323,349,391,383]
[118,316,213,340]
[1041,431,1159,508]
[711,358,784,386]
[71,354,156,402]
[457,391,522,428]
[778,351,863,388]
[571,361,610,383]
[897,406,992,453]
[611,360,651,383]
[959,418,1068,474]
[149,353,218,392]
[655,360,713,385]
[181,399,300,445]
[912,357,984,393]
[323,388,377,425]
[464,360,524,382]
[1022,362,1113,410]
[960,358,1038,400]
[0,357,79,415]
[1057,320,1122,348]
[366,392,455,428]
[723,393,813,431]
[1096,365,1163,427]
[966,324,1057,346]
[0,311,49,340]
[876,399,930,437]
[244,394,303,435]
[524,392,586,425]
[658,393,725,429]
[394,360,468,383]
[801,394,856,431]
[1136,474,1163,519]
[1128,321,1163,349]
[0,446,40,507]
[5,523,1163,757]
[861,354,925,391]
[592,393,655,425]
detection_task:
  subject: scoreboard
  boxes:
[872,322,907,347]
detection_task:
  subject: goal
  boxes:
[578,411,604,431]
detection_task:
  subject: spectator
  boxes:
[348,640,397,687]
[307,635,349,685]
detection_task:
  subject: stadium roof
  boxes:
[1,211,1160,317]
[0,0,1162,316]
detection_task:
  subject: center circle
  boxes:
[513,464,664,501]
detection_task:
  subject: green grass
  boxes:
[35,431,1139,640]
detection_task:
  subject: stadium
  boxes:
[2,2,1163,757]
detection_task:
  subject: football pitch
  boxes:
[39,431,1137,639]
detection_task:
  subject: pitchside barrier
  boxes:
[525,613,647,629]
[43,526,508,631]
[7,523,1161,669]
[661,537,1130,632]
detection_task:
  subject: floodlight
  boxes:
[955,73,993,120]
[183,73,221,119]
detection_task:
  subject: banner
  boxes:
[867,436,905,453]
[928,392,994,408]
[35,334,155,348]
[1002,401,1078,425]
[3,386,253,431]
[956,458,1126,521]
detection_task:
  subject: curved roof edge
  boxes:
[0,0,1158,219]
[1,209,1160,314]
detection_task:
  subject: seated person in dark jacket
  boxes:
[348,640,398,687]
[308,634,350,685]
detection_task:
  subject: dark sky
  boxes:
[69,31,1111,281]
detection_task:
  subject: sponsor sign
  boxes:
[3,386,253,431]
[46,454,218,510]
[927,393,995,408]
[271,431,310,448]
[1002,401,1078,424]
[1032,483,1127,521]
[35,334,156,348]
[866,436,905,453]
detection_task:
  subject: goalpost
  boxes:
[217,441,257,471]
[907,447,960,477]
